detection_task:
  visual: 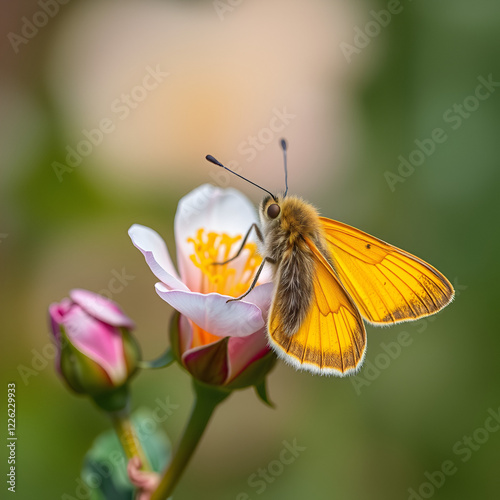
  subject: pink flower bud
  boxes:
[49,289,140,401]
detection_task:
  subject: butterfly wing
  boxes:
[267,237,366,376]
[319,217,454,324]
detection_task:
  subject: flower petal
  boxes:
[128,224,188,291]
[174,184,258,290]
[70,289,135,329]
[49,299,73,340]
[62,305,127,385]
[182,336,230,385]
[48,300,73,372]
[226,327,270,383]
[242,282,274,316]
[155,283,268,337]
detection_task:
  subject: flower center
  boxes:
[187,228,264,348]
[187,228,262,298]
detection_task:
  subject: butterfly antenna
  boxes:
[280,138,288,196]
[205,155,277,201]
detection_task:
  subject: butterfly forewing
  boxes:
[319,217,454,324]
[268,236,366,376]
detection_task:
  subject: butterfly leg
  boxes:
[226,256,275,303]
[212,223,263,266]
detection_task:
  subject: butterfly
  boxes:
[206,140,454,376]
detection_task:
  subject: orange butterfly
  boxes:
[206,141,454,376]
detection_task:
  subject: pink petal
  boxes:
[226,327,270,382]
[48,300,73,372]
[182,337,230,385]
[155,283,268,337]
[62,306,127,385]
[174,184,259,291]
[128,224,188,291]
[49,299,73,340]
[242,282,274,316]
[70,289,135,329]
[175,314,193,358]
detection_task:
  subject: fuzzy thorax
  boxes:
[259,195,329,336]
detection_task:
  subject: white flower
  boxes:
[129,184,275,385]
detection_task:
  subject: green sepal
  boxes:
[92,385,130,413]
[192,379,231,405]
[225,350,277,391]
[137,347,175,370]
[121,327,141,376]
[168,311,182,363]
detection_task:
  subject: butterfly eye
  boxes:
[267,203,281,219]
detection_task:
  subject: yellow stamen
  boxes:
[188,228,262,297]
[187,228,263,347]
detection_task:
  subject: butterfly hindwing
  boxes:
[267,236,366,376]
[319,217,454,324]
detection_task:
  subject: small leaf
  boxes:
[138,347,175,370]
[81,408,171,499]
[255,379,275,408]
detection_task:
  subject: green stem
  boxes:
[111,411,152,471]
[151,381,230,500]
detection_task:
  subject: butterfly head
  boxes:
[261,194,283,222]
[260,194,323,241]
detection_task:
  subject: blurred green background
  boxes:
[2,0,500,499]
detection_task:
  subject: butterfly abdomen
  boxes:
[273,242,315,336]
